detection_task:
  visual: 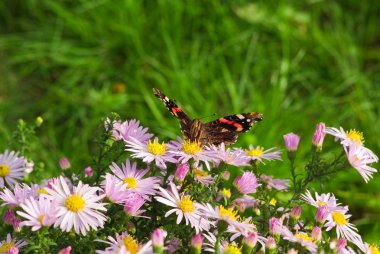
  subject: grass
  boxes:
[0,0,379,241]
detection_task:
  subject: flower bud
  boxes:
[4,210,15,224]
[152,228,165,254]
[311,226,322,242]
[191,234,203,254]
[8,246,19,254]
[221,170,230,180]
[35,116,43,127]
[315,206,329,224]
[269,217,282,235]
[59,157,71,170]
[233,172,259,194]
[84,166,93,177]
[243,231,258,253]
[337,238,347,253]
[12,218,22,232]
[290,205,302,220]
[220,188,231,199]
[175,163,189,181]
[58,246,72,254]
[312,122,326,149]
[283,133,300,152]
[265,236,277,253]
[124,194,146,216]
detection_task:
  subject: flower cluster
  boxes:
[0,118,378,254]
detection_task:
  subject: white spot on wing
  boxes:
[236,114,244,119]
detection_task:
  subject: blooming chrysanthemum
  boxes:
[126,137,178,169]
[203,233,242,254]
[325,127,378,161]
[17,196,58,231]
[101,174,130,204]
[168,137,217,170]
[233,172,260,195]
[0,183,40,208]
[300,190,340,210]
[281,227,318,253]
[111,119,153,144]
[155,182,211,233]
[0,233,27,253]
[325,209,363,247]
[359,242,380,254]
[260,174,289,191]
[96,231,153,254]
[110,160,161,199]
[43,176,107,235]
[210,143,250,166]
[199,203,255,237]
[243,145,282,163]
[193,166,215,186]
[345,144,378,183]
[0,150,28,188]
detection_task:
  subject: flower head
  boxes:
[0,234,27,253]
[281,228,318,253]
[244,145,282,163]
[175,163,190,181]
[111,119,153,144]
[345,144,378,183]
[124,193,146,217]
[59,157,71,170]
[312,122,326,148]
[260,174,289,191]
[0,150,27,188]
[96,232,153,254]
[283,133,301,152]
[193,167,215,186]
[233,172,260,195]
[43,176,107,235]
[0,183,39,208]
[101,174,130,204]
[211,143,250,166]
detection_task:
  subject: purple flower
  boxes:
[175,163,190,181]
[84,167,93,177]
[191,234,203,250]
[315,205,329,224]
[58,246,72,254]
[311,226,322,241]
[312,122,326,148]
[243,231,258,248]
[59,157,71,170]
[260,174,289,191]
[0,150,28,188]
[290,206,302,220]
[111,119,153,144]
[265,236,276,250]
[233,172,260,195]
[283,133,301,152]
[269,217,282,235]
[152,228,166,249]
[124,193,146,217]
[4,210,15,224]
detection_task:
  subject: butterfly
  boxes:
[153,88,263,146]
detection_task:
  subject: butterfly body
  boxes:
[153,88,263,146]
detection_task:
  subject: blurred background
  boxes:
[0,0,379,241]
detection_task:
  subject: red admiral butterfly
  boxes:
[153,88,263,146]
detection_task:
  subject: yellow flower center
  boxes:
[124,177,137,189]
[147,139,166,155]
[295,232,314,242]
[0,242,14,252]
[346,129,364,145]
[194,168,208,178]
[65,194,85,212]
[178,196,195,213]
[123,235,140,254]
[332,212,347,226]
[270,198,277,206]
[37,188,48,195]
[219,206,239,221]
[247,147,264,157]
[38,214,45,224]
[369,244,380,254]
[221,188,231,198]
[0,164,10,177]
[182,140,202,155]
[223,244,242,254]
[317,201,327,207]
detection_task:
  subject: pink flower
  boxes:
[233,172,260,195]
[0,183,39,208]
[101,174,130,204]
[58,246,72,254]
[84,167,93,177]
[0,234,27,253]
[283,133,301,151]
[311,226,322,241]
[260,174,289,191]
[243,231,258,248]
[111,119,153,144]
[345,143,378,183]
[191,234,203,250]
[265,236,276,250]
[124,193,146,217]
[152,228,166,249]
[269,217,283,235]
[0,150,28,188]
[312,122,326,148]
[4,210,15,224]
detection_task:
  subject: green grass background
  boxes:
[0,0,379,242]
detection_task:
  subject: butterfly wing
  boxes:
[153,88,193,140]
[204,112,263,145]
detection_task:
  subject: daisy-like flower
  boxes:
[16,196,58,231]
[0,183,39,208]
[126,137,177,169]
[233,171,260,195]
[210,143,250,166]
[112,119,153,144]
[0,233,27,253]
[325,209,363,248]
[198,203,255,237]
[281,227,318,253]
[101,174,130,204]
[325,127,378,161]
[193,166,214,186]
[168,137,217,170]
[203,232,242,254]
[260,174,289,191]
[43,176,107,235]
[96,231,153,254]
[243,145,282,163]
[300,190,340,210]
[0,150,28,188]
[359,242,380,254]
[155,182,211,233]
[110,160,161,199]
[345,144,378,183]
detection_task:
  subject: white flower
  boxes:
[0,150,28,188]
[345,144,378,183]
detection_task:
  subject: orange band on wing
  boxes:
[219,118,235,124]
[171,107,183,116]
